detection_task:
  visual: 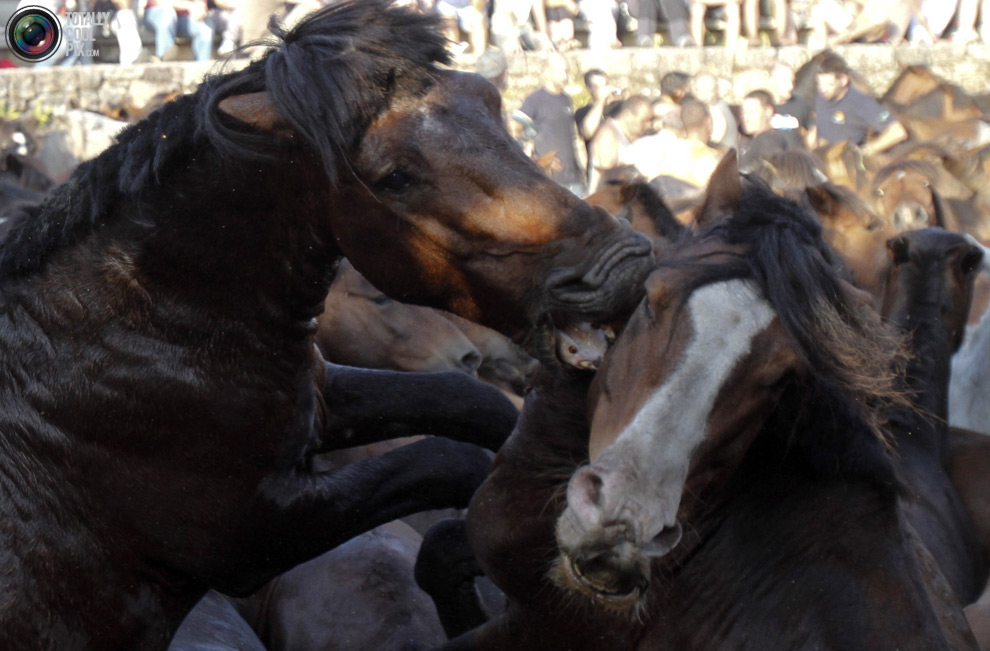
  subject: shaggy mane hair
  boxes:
[661,181,909,456]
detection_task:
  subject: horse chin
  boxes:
[553,549,650,617]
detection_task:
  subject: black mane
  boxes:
[0,0,450,280]
[662,182,908,476]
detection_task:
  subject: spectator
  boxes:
[517,52,585,194]
[579,0,622,49]
[689,0,741,49]
[475,48,517,135]
[490,0,553,54]
[815,52,908,157]
[650,70,692,131]
[587,94,652,191]
[208,0,242,55]
[907,0,957,43]
[545,0,582,49]
[660,71,693,103]
[806,0,859,48]
[436,0,488,56]
[109,0,143,64]
[739,88,803,172]
[143,0,214,61]
[828,0,934,45]
[951,0,989,43]
[475,48,509,92]
[769,61,816,149]
[575,69,624,152]
[627,0,692,46]
[625,98,722,188]
[692,72,737,149]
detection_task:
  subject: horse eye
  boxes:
[371,293,390,305]
[875,188,884,197]
[379,170,412,193]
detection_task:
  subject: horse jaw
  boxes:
[554,279,775,606]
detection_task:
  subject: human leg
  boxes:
[743,0,759,43]
[113,8,142,64]
[177,12,215,61]
[723,0,740,47]
[143,5,179,59]
[660,0,692,44]
[689,1,707,44]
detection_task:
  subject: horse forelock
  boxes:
[687,184,909,444]
[204,0,450,183]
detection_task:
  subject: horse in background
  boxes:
[950,237,990,435]
[877,228,987,605]
[0,0,656,646]
[881,66,986,124]
[317,259,482,376]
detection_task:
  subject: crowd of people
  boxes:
[482,48,909,198]
[8,0,990,67]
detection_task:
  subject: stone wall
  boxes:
[0,43,988,118]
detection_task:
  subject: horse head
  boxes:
[553,153,906,614]
[212,2,653,343]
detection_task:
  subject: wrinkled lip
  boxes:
[544,234,654,315]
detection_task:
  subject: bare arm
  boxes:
[590,123,620,171]
[861,119,908,158]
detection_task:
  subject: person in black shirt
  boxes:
[769,60,817,150]
[574,69,625,153]
[814,51,908,158]
[738,89,803,173]
[517,52,585,194]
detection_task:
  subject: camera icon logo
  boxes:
[6,5,63,63]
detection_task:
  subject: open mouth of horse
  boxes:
[555,521,683,611]
[557,548,649,611]
[545,233,654,319]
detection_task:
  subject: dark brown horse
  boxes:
[444,154,979,650]
[876,228,987,606]
[0,1,653,648]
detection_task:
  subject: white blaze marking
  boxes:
[591,279,775,537]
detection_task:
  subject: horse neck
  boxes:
[662,379,897,574]
[885,277,954,460]
[136,145,338,326]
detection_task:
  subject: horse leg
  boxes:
[322,363,519,452]
[414,518,491,639]
[217,437,494,596]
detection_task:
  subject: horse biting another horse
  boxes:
[443,153,979,650]
[0,1,654,647]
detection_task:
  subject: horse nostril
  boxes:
[460,350,482,374]
[643,521,683,557]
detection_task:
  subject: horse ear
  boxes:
[695,150,742,228]
[886,235,910,264]
[803,183,837,217]
[218,92,286,132]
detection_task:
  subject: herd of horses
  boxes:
[2,1,990,649]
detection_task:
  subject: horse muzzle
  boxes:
[544,227,654,323]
